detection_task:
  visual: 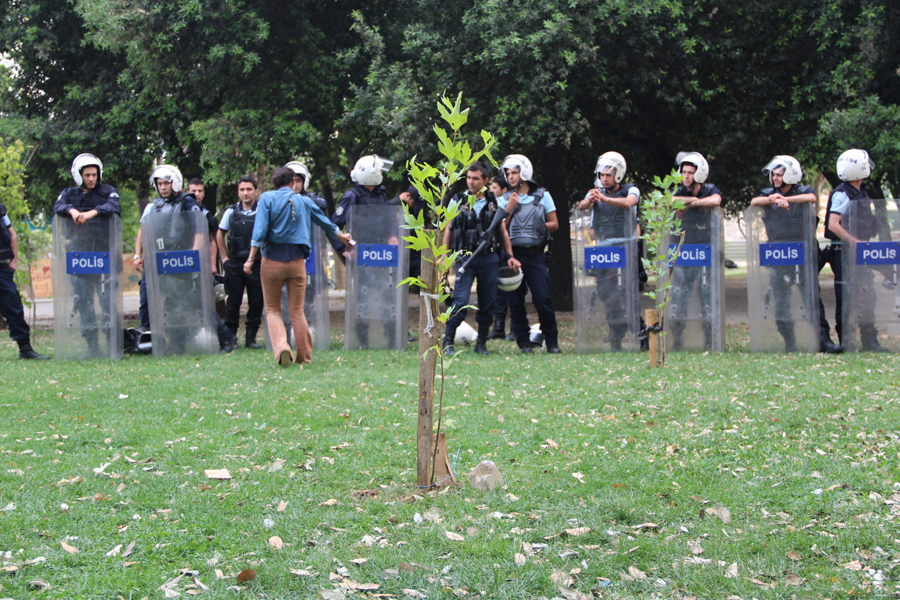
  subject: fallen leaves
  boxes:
[444,531,464,541]
[60,541,78,554]
[700,504,731,524]
[237,568,257,583]
[268,536,284,550]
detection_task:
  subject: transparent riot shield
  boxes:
[51,215,124,360]
[841,199,900,352]
[745,204,819,353]
[571,207,640,352]
[142,211,218,357]
[264,227,330,352]
[345,205,408,350]
[664,206,725,352]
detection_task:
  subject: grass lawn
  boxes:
[0,322,898,599]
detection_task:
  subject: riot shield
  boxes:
[142,211,218,357]
[841,199,900,352]
[571,207,640,352]
[745,204,819,353]
[264,227,330,352]
[51,215,124,360]
[344,205,408,350]
[664,206,725,352]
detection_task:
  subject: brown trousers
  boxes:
[260,257,311,364]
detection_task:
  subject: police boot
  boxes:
[860,325,889,353]
[776,321,797,353]
[18,340,50,360]
[442,332,456,358]
[81,334,102,359]
[245,327,262,350]
[475,338,489,355]
[819,327,842,354]
[669,322,684,352]
[487,319,506,341]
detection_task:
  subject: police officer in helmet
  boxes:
[52,153,122,357]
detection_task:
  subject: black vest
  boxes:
[227,203,258,260]
[825,182,878,241]
[590,184,637,239]
[759,186,812,242]
[448,193,502,253]
[0,204,12,261]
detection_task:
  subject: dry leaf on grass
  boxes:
[290,569,317,577]
[277,500,288,512]
[267,458,286,473]
[514,553,527,566]
[724,563,738,578]
[843,560,865,571]
[401,589,428,598]
[319,499,338,507]
[28,578,51,589]
[784,573,804,586]
[237,568,257,583]
[550,571,574,586]
[444,531,464,541]
[786,551,801,561]
[269,536,284,550]
[105,544,122,557]
[60,541,78,554]
[627,566,648,581]
[424,507,443,523]
[204,469,231,480]
[564,527,591,537]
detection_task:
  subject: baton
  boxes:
[458,206,510,274]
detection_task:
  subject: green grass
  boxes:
[1,322,899,599]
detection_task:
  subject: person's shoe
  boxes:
[407,332,416,343]
[18,344,50,360]
[862,339,889,353]
[819,339,843,354]
[546,345,562,354]
[504,332,517,342]
[474,342,489,355]
[487,327,505,341]
[443,344,457,358]
[519,345,533,354]
[245,338,262,350]
[219,333,237,354]
[278,349,293,367]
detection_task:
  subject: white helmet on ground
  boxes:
[500,154,534,184]
[529,323,544,348]
[498,266,524,292]
[763,155,803,185]
[351,155,394,186]
[71,154,103,186]
[454,322,477,346]
[149,164,184,193]
[284,161,311,191]
[678,152,710,184]
[595,151,627,186]
[837,149,872,182]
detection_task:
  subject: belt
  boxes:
[512,245,543,255]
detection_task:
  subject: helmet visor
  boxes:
[596,158,619,176]
[762,158,787,175]
[374,155,394,173]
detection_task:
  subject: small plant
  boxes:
[399,93,495,487]
[639,169,686,367]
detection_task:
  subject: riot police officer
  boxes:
[217,175,263,349]
[442,161,513,356]
[670,152,723,351]
[749,155,841,353]
[824,149,887,351]
[52,153,122,358]
[498,154,560,354]
[0,203,49,359]
[575,152,640,351]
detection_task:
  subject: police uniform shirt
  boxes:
[219,204,258,232]
[498,190,557,219]
[1,212,10,229]
[53,184,121,217]
[674,182,721,201]
[757,185,814,242]
[829,190,852,216]
[331,185,389,230]
[449,194,493,219]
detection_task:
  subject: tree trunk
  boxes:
[540,145,573,312]
[416,241,439,487]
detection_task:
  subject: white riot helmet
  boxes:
[71,153,103,187]
[351,154,394,186]
[837,149,872,182]
[284,161,311,191]
[500,154,534,185]
[454,322,477,346]
[595,151,627,187]
[149,164,184,193]
[529,323,544,348]
[498,266,524,292]
[763,155,803,185]
[678,152,709,184]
